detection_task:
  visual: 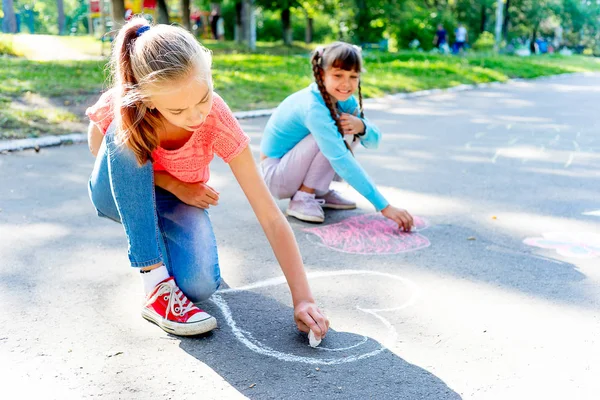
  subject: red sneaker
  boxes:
[141,277,217,336]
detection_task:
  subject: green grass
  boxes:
[2,45,600,138]
[213,51,600,108]
[0,57,108,96]
[199,39,316,55]
[0,104,79,139]
[0,34,21,56]
[57,35,109,57]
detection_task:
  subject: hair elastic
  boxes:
[136,25,150,37]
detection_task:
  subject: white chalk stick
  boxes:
[308,330,322,348]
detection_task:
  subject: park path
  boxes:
[1,73,599,399]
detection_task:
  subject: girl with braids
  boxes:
[259,42,414,229]
[85,18,329,339]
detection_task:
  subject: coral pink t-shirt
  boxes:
[86,89,250,183]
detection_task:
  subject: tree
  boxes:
[281,6,292,45]
[303,7,313,43]
[111,0,126,27]
[181,0,191,31]
[297,0,336,44]
[57,0,66,34]
[256,0,298,45]
[157,0,170,24]
[2,0,18,33]
[241,0,255,49]
[502,0,511,39]
[235,1,243,42]
[508,0,560,52]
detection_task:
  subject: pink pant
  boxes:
[260,134,357,199]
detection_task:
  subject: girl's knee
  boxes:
[181,274,220,303]
[176,246,220,303]
[304,134,320,153]
[88,178,121,222]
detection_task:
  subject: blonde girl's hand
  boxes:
[339,112,366,136]
[174,181,219,209]
[294,300,330,341]
[381,205,414,232]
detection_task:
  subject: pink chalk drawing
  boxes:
[524,232,600,259]
[303,214,430,255]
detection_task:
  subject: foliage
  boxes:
[3,0,600,53]
[473,31,495,52]
[0,33,20,55]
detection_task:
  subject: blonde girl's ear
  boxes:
[141,100,155,110]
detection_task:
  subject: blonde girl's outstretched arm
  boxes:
[228,145,330,340]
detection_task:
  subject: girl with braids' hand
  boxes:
[259,42,414,232]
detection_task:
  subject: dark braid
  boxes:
[311,49,354,154]
[358,80,364,119]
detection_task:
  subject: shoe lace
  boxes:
[153,281,197,319]
[308,198,325,210]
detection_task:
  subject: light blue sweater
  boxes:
[261,83,388,211]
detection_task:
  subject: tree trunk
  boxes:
[181,0,191,31]
[57,0,66,34]
[2,0,17,33]
[111,0,126,28]
[480,3,487,33]
[305,16,313,44]
[354,0,368,43]
[494,0,503,51]
[157,0,170,24]
[281,7,292,45]
[235,1,243,42]
[530,24,538,53]
[242,0,255,50]
[502,0,510,38]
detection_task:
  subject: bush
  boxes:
[0,34,20,56]
[473,31,495,52]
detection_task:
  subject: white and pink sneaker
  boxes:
[286,194,325,223]
[142,277,217,336]
[317,190,356,210]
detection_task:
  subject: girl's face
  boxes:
[322,67,360,102]
[149,70,213,132]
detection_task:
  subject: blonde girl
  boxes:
[86,18,329,339]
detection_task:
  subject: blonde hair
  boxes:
[110,17,213,164]
[310,42,364,153]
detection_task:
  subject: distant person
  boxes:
[453,23,468,54]
[259,42,414,230]
[85,18,329,339]
[216,14,225,41]
[191,10,204,37]
[210,10,220,40]
[433,24,447,51]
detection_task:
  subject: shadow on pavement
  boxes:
[178,289,462,400]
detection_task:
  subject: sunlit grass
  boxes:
[0,105,80,139]
[0,57,108,96]
[0,33,22,56]
[57,35,108,56]
[3,44,600,137]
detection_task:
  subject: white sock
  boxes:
[140,264,170,295]
[292,191,315,201]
